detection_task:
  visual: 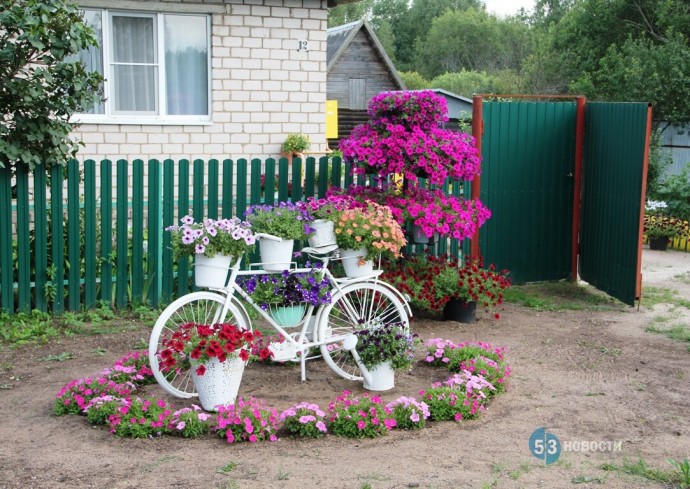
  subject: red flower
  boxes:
[239,349,249,362]
[195,364,206,376]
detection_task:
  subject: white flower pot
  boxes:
[411,224,440,244]
[308,219,337,247]
[194,254,233,288]
[191,356,246,412]
[259,239,294,271]
[363,361,395,391]
[340,247,374,278]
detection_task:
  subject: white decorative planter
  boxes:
[191,356,246,412]
[363,361,395,391]
[259,239,294,271]
[194,254,233,288]
[340,247,374,278]
[411,224,439,244]
[308,219,337,248]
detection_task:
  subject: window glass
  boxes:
[164,15,208,115]
[111,15,157,113]
[79,9,104,114]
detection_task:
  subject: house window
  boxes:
[74,9,211,124]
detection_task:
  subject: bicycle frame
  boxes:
[204,254,401,381]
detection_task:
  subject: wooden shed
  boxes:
[327,20,406,143]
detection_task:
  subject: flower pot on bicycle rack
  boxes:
[259,239,294,271]
[269,304,306,327]
[340,248,374,278]
[191,356,246,411]
[308,219,337,248]
[194,254,233,288]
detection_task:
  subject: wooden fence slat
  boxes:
[84,160,97,308]
[100,160,113,305]
[51,164,65,313]
[208,159,219,219]
[0,166,14,313]
[222,159,234,218]
[34,170,48,312]
[16,165,31,311]
[132,159,145,303]
[116,159,129,308]
[67,160,81,311]
[162,159,175,302]
[177,159,190,296]
[148,160,162,307]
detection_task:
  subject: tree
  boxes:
[0,0,103,170]
[327,0,374,27]
[414,9,505,79]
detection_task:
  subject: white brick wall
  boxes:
[72,0,329,162]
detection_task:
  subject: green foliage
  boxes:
[655,164,690,221]
[0,309,58,345]
[280,133,311,154]
[668,458,690,489]
[0,0,104,170]
[646,129,673,197]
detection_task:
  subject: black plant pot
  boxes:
[443,299,477,323]
[649,237,669,251]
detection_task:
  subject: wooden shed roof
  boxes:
[327,20,405,90]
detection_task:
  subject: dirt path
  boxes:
[1,249,689,489]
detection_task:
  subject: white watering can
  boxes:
[341,334,373,386]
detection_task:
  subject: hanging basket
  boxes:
[363,361,395,391]
[191,356,246,412]
[340,248,374,278]
[194,254,233,288]
[259,239,294,271]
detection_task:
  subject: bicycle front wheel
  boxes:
[318,282,409,381]
[148,291,248,398]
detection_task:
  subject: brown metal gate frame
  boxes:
[471,95,651,304]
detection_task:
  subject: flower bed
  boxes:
[53,337,510,443]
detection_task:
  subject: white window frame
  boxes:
[72,9,212,125]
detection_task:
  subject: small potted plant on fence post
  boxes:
[166,215,256,288]
[353,323,417,391]
[157,322,272,411]
[244,202,314,271]
[281,133,311,161]
[333,202,407,278]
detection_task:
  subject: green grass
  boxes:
[641,286,690,309]
[601,458,672,484]
[504,281,623,311]
[647,324,690,344]
[0,305,159,347]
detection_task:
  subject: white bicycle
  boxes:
[148,234,411,399]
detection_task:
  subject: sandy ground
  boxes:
[1,248,689,489]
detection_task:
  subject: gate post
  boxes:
[571,96,586,281]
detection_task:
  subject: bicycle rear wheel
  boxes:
[148,291,248,398]
[318,282,409,381]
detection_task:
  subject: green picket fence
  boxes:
[0,157,464,314]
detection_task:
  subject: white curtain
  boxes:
[111,15,156,113]
[164,15,208,116]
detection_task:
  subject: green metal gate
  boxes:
[579,103,651,305]
[474,98,650,305]
[477,100,578,283]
